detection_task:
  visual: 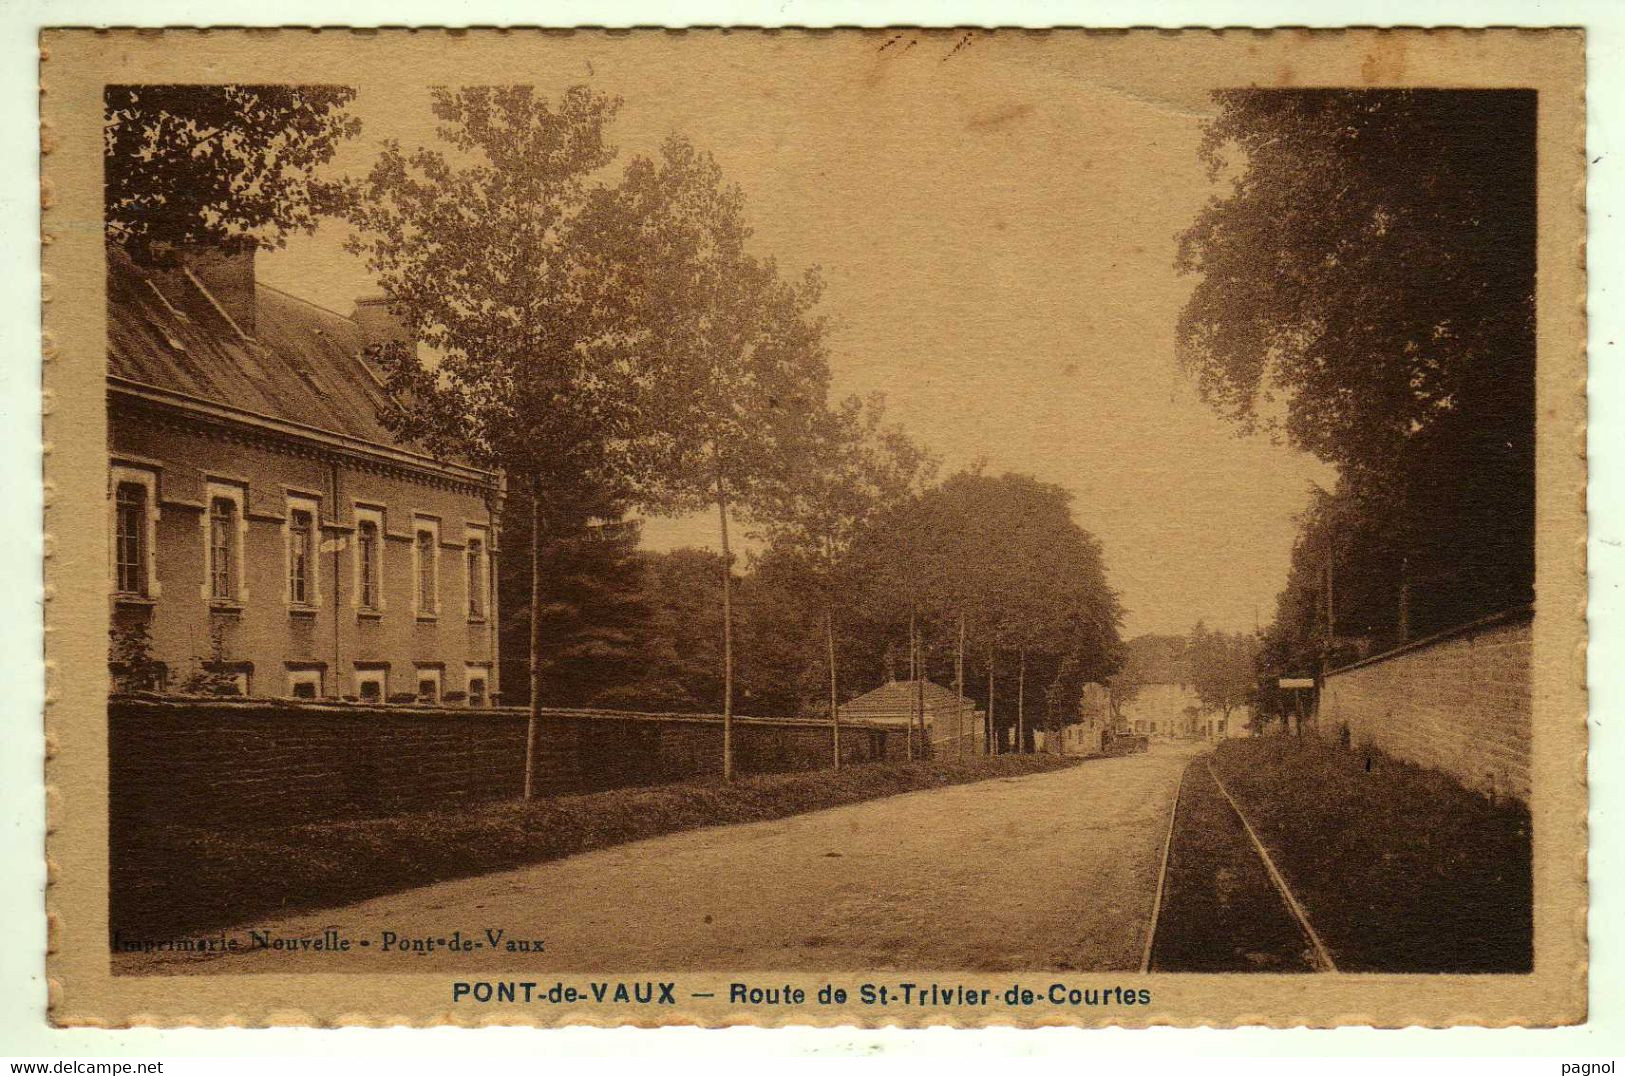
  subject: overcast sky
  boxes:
[257,32,1333,638]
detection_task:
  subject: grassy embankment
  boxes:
[1206,735,1531,973]
[113,753,1077,941]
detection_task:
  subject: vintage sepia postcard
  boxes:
[40,27,1588,1028]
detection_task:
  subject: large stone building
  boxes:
[1118,681,1201,738]
[106,245,503,704]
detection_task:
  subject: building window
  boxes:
[352,505,385,613]
[466,665,488,707]
[466,529,487,620]
[287,668,323,699]
[111,465,161,599]
[358,522,379,608]
[114,483,146,595]
[355,666,387,703]
[201,482,248,605]
[286,496,320,607]
[209,497,236,601]
[415,666,442,704]
[414,519,439,616]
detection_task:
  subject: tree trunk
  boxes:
[1017,646,1026,755]
[523,482,545,800]
[827,602,840,771]
[716,471,735,782]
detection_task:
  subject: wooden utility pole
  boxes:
[910,611,923,763]
[1397,556,1411,643]
[716,469,735,782]
[916,625,927,758]
[1017,646,1026,755]
[986,647,996,755]
[827,604,840,771]
[1326,553,1336,647]
[1317,531,1336,737]
[956,612,966,757]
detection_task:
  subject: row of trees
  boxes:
[1176,89,1538,698]
[106,84,1125,785]
[502,467,1125,754]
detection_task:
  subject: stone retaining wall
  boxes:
[109,696,908,827]
[1319,609,1532,803]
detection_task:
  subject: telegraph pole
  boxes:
[1017,646,1026,755]
[986,647,996,755]
[906,606,917,760]
[956,612,966,757]
[914,610,927,758]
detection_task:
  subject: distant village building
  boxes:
[837,678,986,755]
[106,245,504,703]
[1119,681,1202,738]
[1199,708,1252,741]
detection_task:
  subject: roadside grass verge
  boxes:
[112,753,1077,942]
[1210,736,1531,973]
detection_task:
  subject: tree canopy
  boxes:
[842,469,1124,733]
[1176,89,1535,478]
[605,135,836,522]
[1187,621,1257,720]
[105,84,360,264]
[1178,89,1536,657]
[346,85,646,499]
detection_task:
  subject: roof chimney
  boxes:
[165,245,257,339]
[188,246,256,338]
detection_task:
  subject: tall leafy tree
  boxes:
[1188,621,1258,729]
[1177,89,1536,640]
[753,394,934,765]
[848,470,1123,753]
[347,86,689,798]
[624,548,731,712]
[105,84,359,263]
[606,137,836,779]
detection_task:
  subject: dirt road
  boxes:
[122,744,1200,976]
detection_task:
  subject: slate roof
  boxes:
[106,245,402,446]
[838,679,979,725]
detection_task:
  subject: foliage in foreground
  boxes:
[112,754,1078,940]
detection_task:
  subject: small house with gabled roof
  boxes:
[836,678,986,756]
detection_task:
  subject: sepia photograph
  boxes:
[38,27,1587,1028]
